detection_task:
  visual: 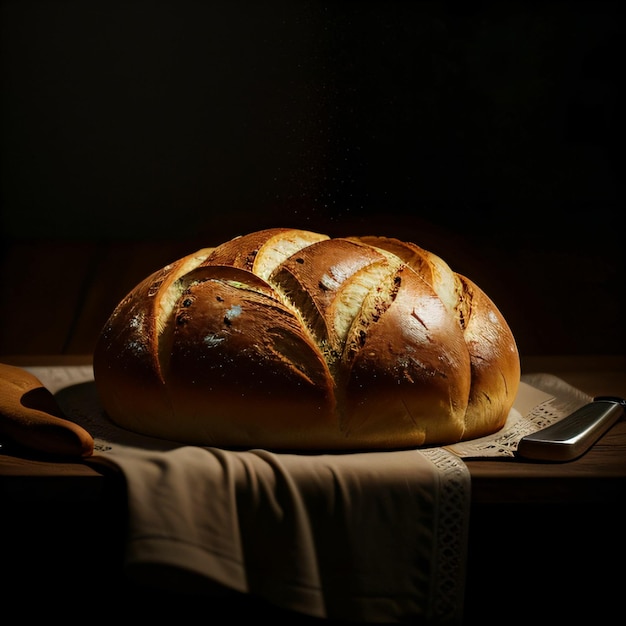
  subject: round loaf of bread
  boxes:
[93,228,520,450]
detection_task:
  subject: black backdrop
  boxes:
[1,1,624,354]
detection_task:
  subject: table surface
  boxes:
[1,354,625,505]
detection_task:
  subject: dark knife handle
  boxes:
[516,398,625,462]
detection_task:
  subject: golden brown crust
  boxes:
[164,265,336,447]
[93,228,520,450]
[339,264,471,447]
[456,275,521,439]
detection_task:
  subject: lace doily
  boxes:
[445,374,591,459]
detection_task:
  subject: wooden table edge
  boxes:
[2,354,625,504]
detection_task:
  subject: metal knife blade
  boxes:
[516,396,625,462]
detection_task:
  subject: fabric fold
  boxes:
[98,445,470,624]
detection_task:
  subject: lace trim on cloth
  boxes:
[420,447,471,625]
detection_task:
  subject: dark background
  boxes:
[1,0,624,356]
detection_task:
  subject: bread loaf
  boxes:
[93,227,520,450]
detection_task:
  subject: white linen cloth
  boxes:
[29,366,590,624]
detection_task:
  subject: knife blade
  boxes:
[516,396,625,462]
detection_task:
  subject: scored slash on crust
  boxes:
[93,228,521,450]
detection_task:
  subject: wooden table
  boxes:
[1,354,625,623]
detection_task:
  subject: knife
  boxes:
[516,396,625,462]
